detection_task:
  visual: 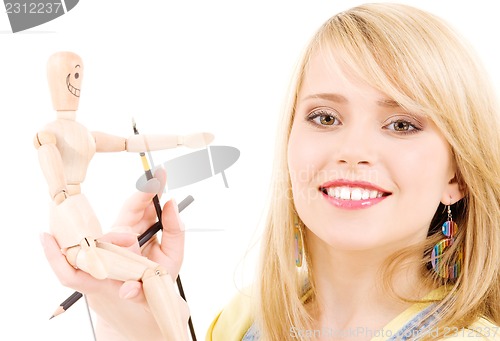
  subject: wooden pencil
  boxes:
[50,291,82,319]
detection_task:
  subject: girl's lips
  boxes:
[320,191,389,209]
[319,179,392,210]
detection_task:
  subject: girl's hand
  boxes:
[41,168,188,340]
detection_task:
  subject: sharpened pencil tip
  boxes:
[50,305,65,319]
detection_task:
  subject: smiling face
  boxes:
[287,52,460,252]
[47,51,83,111]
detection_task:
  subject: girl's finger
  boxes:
[159,199,185,276]
[119,280,147,305]
[113,191,156,227]
[41,233,103,293]
[153,167,167,200]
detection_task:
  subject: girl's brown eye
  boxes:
[320,115,336,125]
[307,109,341,127]
[393,120,411,131]
[384,117,421,135]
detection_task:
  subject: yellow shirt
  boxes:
[206,287,499,340]
[206,288,254,341]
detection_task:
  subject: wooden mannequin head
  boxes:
[47,51,83,112]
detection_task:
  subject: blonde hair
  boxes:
[256,3,500,340]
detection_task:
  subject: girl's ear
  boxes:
[441,175,465,205]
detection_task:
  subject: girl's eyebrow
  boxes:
[301,93,402,108]
[301,93,348,103]
[377,99,402,108]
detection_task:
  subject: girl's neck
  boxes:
[305,233,434,339]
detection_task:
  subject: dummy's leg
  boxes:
[143,266,187,340]
[66,240,187,340]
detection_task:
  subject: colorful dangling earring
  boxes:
[294,215,304,268]
[431,204,462,279]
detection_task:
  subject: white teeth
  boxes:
[334,187,341,198]
[325,186,385,201]
[340,187,351,200]
[351,188,362,200]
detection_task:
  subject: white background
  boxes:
[0,1,498,340]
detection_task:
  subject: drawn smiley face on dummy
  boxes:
[66,64,81,98]
[47,51,83,111]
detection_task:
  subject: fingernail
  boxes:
[123,288,140,299]
[172,198,179,215]
[171,199,184,231]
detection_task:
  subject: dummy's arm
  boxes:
[34,131,68,204]
[92,131,214,152]
[92,131,127,152]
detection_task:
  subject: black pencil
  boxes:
[138,195,194,247]
[132,120,197,341]
[50,291,82,319]
[49,195,194,319]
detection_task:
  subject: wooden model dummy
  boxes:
[34,51,212,340]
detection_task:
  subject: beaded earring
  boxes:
[294,215,304,268]
[430,204,462,279]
